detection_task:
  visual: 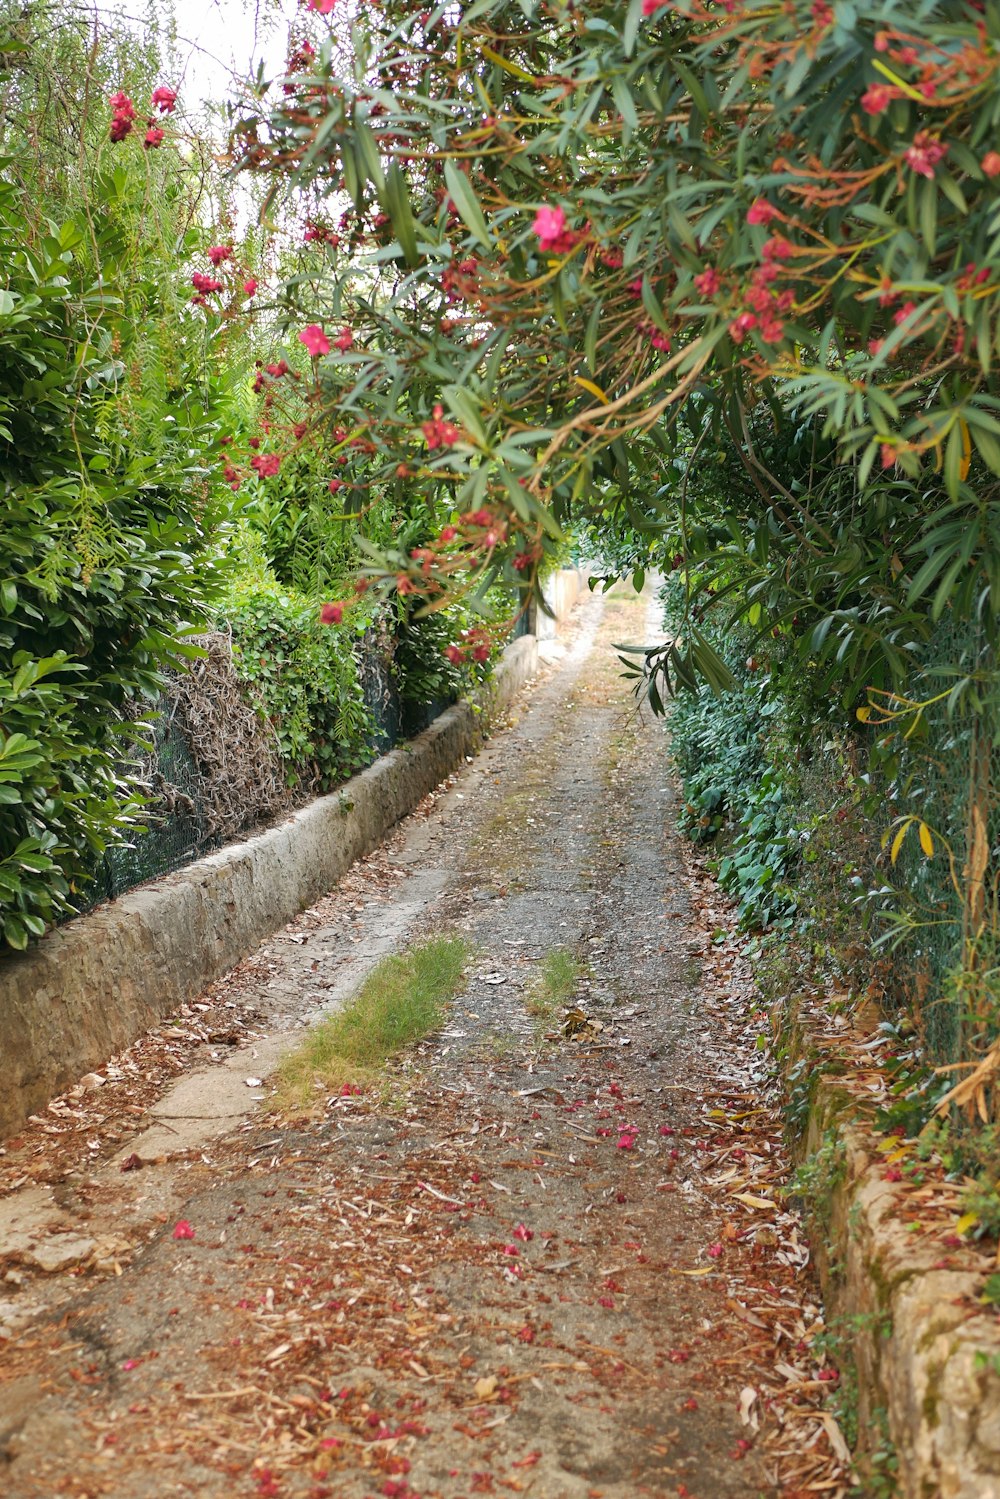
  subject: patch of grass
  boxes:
[525,947,583,1032]
[276,935,470,1105]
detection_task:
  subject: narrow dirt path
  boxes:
[0,588,846,1499]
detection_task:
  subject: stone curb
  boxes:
[0,635,539,1139]
[801,1067,1000,1497]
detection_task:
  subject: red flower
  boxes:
[706,1241,723,1258]
[512,1222,534,1241]
[333,327,354,352]
[502,1244,520,1257]
[642,0,669,13]
[532,204,566,251]
[299,324,331,357]
[983,151,1000,178]
[110,90,136,119]
[309,0,338,10]
[445,645,463,665]
[861,83,895,114]
[151,85,178,114]
[250,453,281,478]
[143,127,165,149]
[328,479,344,494]
[320,602,343,625]
[422,404,461,449]
[729,312,757,342]
[172,1220,195,1240]
[207,245,233,266]
[905,131,947,179]
[439,525,457,542]
[243,279,258,296]
[746,198,778,226]
[191,272,223,294]
[694,266,721,296]
[880,443,896,469]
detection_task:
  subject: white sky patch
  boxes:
[167,0,298,110]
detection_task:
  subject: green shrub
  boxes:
[0,181,234,949]
[218,569,376,792]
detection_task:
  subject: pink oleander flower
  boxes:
[746,198,778,226]
[861,83,895,114]
[532,204,566,251]
[250,453,281,478]
[694,266,722,296]
[151,85,177,114]
[905,131,947,179]
[299,324,331,357]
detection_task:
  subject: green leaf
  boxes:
[443,160,491,250]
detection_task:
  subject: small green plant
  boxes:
[525,947,583,1033]
[788,1130,848,1224]
[276,935,470,1103]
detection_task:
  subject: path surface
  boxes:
[0,588,843,1499]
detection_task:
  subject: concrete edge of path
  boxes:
[798,1050,1000,1497]
[0,633,541,1140]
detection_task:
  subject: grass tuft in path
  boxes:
[525,946,584,1033]
[276,935,470,1104]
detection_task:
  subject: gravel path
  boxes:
[0,586,841,1499]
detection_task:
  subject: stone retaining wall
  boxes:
[796,1044,1000,1496]
[0,636,538,1139]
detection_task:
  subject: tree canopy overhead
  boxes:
[229,0,1000,694]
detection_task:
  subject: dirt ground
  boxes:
[0,587,850,1499]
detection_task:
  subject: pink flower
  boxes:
[328,479,344,494]
[308,0,338,10]
[706,1241,723,1258]
[299,324,331,357]
[642,0,669,13]
[513,1222,534,1241]
[502,1244,520,1257]
[143,127,165,149]
[746,198,778,226]
[694,266,722,296]
[880,443,896,469]
[728,312,758,342]
[445,645,464,665]
[172,1220,195,1240]
[422,404,460,449]
[439,525,457,542]
[532,204,566,252]
[243,279,258,296]
[191,272,223,294]
[617,1129,638,1151]
[598,1295,615,1308]
[151,85,178,114]
[250,453,281,478]
[333,327,354,352]
[983,151,1000,178]
[861,83,895,114]
[320,602,343,625]
[207,245,233,266]
[110,90,135,117]
[905,131,947,179]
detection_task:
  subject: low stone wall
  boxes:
[796,1046,1000,1497]
[0,636,539,1140]
[536,567,587,639]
